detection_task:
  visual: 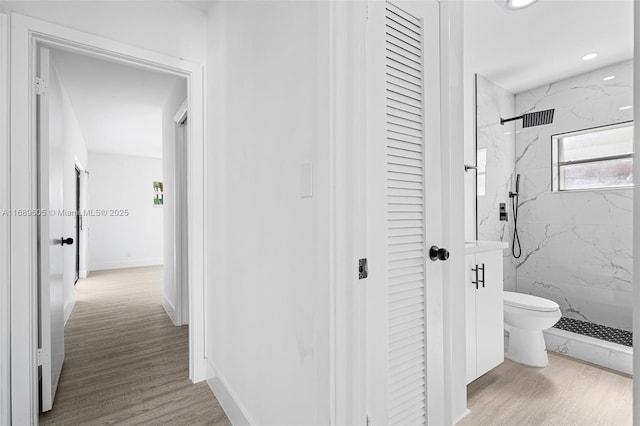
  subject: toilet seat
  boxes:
[504,291,559,312]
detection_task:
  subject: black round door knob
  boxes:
[429,245,449,261]
[61,237,74,246]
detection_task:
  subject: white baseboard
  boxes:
[79,269,87,279]
[89,258,163,271]
[64,297,76,326]
[162,295,179,326]
[544,328,632,375]
[206,358,255,425]
[454,409,471,424]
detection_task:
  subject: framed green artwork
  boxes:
[153,181,164,206]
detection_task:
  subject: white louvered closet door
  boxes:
[365,1,442,425]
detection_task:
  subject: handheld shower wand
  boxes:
[509,174,520,198]
[509,174,522,259]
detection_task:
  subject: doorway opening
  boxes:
[8,14,207,424]
[7,14,207,422]
[36,44,192,420]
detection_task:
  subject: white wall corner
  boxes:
[206,359,256,426]
[454,409,472,424]
[162,294,179,326]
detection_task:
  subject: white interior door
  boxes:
[365,1,443,424]
[38,46,65,412]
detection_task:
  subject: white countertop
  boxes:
[465,240,509,255]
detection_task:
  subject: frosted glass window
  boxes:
[552,122,633,191]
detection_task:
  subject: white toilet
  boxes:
[503,291,561,367]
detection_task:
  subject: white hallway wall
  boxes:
[88,152,164,271]
[2,1,206,64]
[206,1,332,424]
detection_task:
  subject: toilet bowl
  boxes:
[504,291,561,367]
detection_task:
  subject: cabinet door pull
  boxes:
[479,263,485,288]
[471,265,479,290]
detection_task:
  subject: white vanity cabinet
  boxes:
[465,241,507,384]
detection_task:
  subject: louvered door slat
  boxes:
[385,19,421,44]
[387,2,421,26]
[389,271,424,285]
[384,2,427,424]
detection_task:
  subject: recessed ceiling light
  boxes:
[619,105,633,111]
[582,52,598,61]
[603,76,615,81]
[507,0,538,9]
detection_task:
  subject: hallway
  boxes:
[40,266,230,425]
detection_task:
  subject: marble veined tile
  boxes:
[512,60,633,331]
[518,278,632,331]
[515,167,633,226]
[515,60,633,168]
[516,223,632,292]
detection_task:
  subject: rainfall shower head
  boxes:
[500,108,555,128]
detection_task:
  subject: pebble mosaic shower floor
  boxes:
[553,317,632,347]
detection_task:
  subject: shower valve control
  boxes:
[499,203,508,221]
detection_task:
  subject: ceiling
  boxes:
[465,0,634,94]
[51,49,184,159]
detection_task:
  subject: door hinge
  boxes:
[37,347,48,366]
[366,415,372,426]
[35,77,47,95]
[359,258,368,279]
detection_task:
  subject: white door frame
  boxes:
[0,11,11,426]
[633,2,640,424]
[73,156,88,284]
[7,13,207,425]
[174,98,189,326]
[330,1,464,424]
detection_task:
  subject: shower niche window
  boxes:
[552,121,634,191]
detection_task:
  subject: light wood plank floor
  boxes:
[40,266,230,426]
[458,352,632,426]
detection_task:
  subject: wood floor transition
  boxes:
[42,265,632,425]
[40,266,230,426]
[458,352,632,425]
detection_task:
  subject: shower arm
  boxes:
[500,115,523,125]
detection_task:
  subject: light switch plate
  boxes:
[300,162,313,198]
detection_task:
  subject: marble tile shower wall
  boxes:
[514,60,633,331]
[476,75,517,290]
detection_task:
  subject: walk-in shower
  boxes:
[473,60,634,374]
[500,109,555,259]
